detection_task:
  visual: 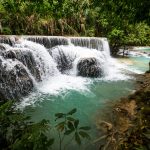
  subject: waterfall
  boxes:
[0,37,60,101]
[50,45,107,76]
[0,35,127,102]
[0,55,34,100]
[24,36,107,51]
[15,40,59,80]
[0,36,16,46]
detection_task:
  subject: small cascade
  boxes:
[70,37,104,51]
[25,36,107,51]
[0,36,16,46]
[26,36,68,48]
[50,46,76,73]
[15,40,59,80]
[0,37,60,101]
[101,38,111,57]
[50,45,107,76]
[0,35,126,102]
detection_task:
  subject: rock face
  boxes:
[0,44,36,101]
[77,58,102,77]
[3,49,41,81]
[0,59,34,102]
[0,36,16,46]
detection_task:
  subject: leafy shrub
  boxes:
[0,101,91,150]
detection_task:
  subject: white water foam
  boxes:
[51,44,130,81]
[37,75,91,94]
[128,51,150,59]
[0,55,19,70]
[118,49,150,59]
[2,37,134,109]
[17,75,92,109]
[51,45,107,75]
[15,39,60,80]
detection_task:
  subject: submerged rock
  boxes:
[0,59,34,102]
[77,57,102,77]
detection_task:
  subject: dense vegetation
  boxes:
[0,102,91,150]
[0,0,150,54]
[0,1,150,149]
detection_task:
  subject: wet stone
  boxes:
[77,57,103,77]
[0,61,34,102]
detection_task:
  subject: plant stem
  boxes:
[58,131,62,150]
[63,135,75,150]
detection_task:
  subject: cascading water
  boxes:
[0,35,129,104]
[0,55,34,100]
[1,35,137,150]
[15,40,60,80]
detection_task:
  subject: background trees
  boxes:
[0,0,150,54]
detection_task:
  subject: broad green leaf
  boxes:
[79,126,91,130]
[55,113,64,119]
[67,117,75,121]
[67,108,77,115]
[75,132,81,145]
[79,131,90,139]
[56,121,65,131]
[67,121,75,130]
[55,121,65,127]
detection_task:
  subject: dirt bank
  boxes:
[95,72,150,150]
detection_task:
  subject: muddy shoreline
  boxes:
[95,72,150,150]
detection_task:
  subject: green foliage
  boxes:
[0,101,54,150]
[126,23,150,46]
[0,0,150,52]
[0,102,91,150]
[108,28,125,54]
[55,108,91,149]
